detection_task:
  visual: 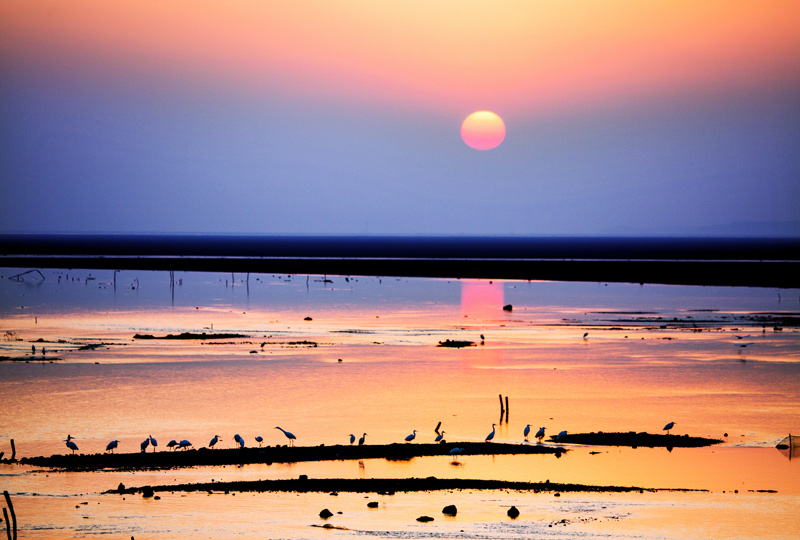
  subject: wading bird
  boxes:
[209,435,221,448]
[275,427,296,446]
[359,433,367,446]
[524,424,531,441]
[105,440,119,453]
[149,435,158,452]
[535,427,546,442]
[556,430,567,441]
[435,431,445,442]
[405,430,417,443]
[485,424,496,442]
[178,439,192,450]
[663,422,675,434]
[167,440,178,450]
[234,434,244,448]
[255,436,263,447]
[349,434,356,445]
[140,437,150,453]
[65,437,78,454]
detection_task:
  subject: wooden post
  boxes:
[434,422,441,435]
[9,441,14,461]
[3,490,16,540]
[498,394,505,416]
[505,396,509,422]
[3,508,11,540]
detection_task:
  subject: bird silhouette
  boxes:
[556,430,567,441]
[405,430,417,442]
[255,436,264,447]
[359,433,367,446]
[535,427,546,442]
[234,434,245,448]
[663,422,675,434]
[435,430,445,442]
[105,440,119,453]
[349,434,356,445]
[166,440,178,450]
[65,438,79,454]
[524,424,531,441]
[209,435,221,448]
[140,437,150,453]
[178,439,192,450]
[485,424,496,442]
[275,426,296,446]
[149,435,158,452]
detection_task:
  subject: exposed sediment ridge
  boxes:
[550,432,723,447]
[109,476,707,495]
[21,442,565,470]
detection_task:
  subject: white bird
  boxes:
[234,434,245,449]
[359,433,367,446]
[65,438,79,454]
[167,440,178,450]
[405,430,417,442]
[535,427,546,442]
[556,430,567,441]
[178,439,192,450]
[209,435,221,448]
[435,431,445,442]
[275,426,296,446]
[149,435,158,452]
[524,424,531,441]
[349,434,356,445]
[255,436,264,447]
[106,440,119,453]
[140,437,150,453]
[485,423,496,442]
[663,422,675,434]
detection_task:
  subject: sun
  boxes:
[461,111,506,150]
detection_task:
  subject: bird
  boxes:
[449,447,464,462]
[209,435,221,448]
[140,437,150,453]
[255,436,263,447]
[65,438,79,454]
[583,332,589,340]
[105,440,119,453]
[663,422,675,434]
[358,433,367,446]
[535,427,546,442]
[260,342,266,348]
[556,430,567,441]
[349,434,356,445]
[485,423,496,442]
[524,424,531,441]
[736,342,755,349]
[149,435,158,452]
[275,427,296,446]
[166,440,178,451]
[234,434,245,449]
[405,430,417,443]
[178,439,193,450]
[435,431,445,442]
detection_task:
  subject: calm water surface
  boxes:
[1,269,798,538]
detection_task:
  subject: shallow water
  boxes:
[1,270,798,538]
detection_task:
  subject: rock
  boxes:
[117,483,125,492]
[507,506,520,519]
[141,487,154,498]
[319,508,333,519]
[367,502,379,508]
[416,516,434,522]
[442,504,457,516]
[502,304,513,311]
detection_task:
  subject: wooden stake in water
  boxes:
[9,440,14,461]
[3,490,16,540]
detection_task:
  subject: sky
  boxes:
[1,1,799,237]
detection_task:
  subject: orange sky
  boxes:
[3,0,800,114]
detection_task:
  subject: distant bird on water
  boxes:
[275,426,296,446]
[535,427,546,442]
[149,435,158,452]
[556,430,567,441]
[359,433,367,446]
[663,422,675,434]
[435,431,445,442]
[405,430,417,443]
[65,436,79,454]
[255,436,264,447]
[209,435,222,449]
[234,434,245,449]
[140,437,150,453]
[105,440,119,453]
[349,434,356,445]
[167,440,178,450]
[583,332,589,340]
[485,423,496,442]
[524,424,531,441]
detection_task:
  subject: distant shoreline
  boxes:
[2,234,798,287]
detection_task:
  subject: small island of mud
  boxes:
[550,431,723,448]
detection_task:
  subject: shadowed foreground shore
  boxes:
[21,442,565,470]
[109,477,709,496]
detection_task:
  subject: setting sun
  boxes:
[461,111,506,150]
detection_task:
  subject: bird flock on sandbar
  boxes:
[62,421,677,455]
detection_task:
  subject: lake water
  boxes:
[1,269,799,539]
